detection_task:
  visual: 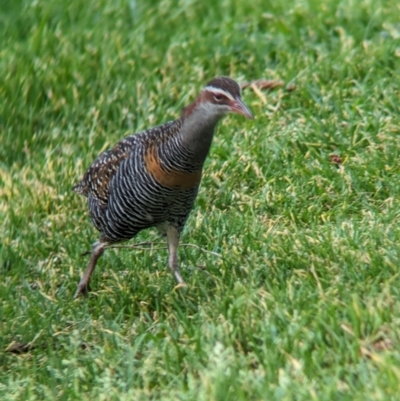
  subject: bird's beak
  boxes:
[230,97,254,119]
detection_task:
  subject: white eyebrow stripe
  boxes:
[203,86,236,101]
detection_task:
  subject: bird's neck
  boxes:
[179,102,223,165]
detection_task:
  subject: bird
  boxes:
[72,76,253,298]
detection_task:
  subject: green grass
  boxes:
[1,0,400,399]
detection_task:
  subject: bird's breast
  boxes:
[144,146,202,190]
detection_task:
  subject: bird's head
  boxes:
[183,77,254,120]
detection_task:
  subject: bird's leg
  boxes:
[166,227,186,285]
[74,241,106,298]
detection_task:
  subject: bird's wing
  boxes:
[72,139,134,204]
[72,119,183,204]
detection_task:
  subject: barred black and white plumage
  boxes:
[72,76,253,298]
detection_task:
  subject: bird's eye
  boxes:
[214,94,223,101]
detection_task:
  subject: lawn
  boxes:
[1,0,400,399]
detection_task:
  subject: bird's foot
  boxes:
[173,282,188,290]
[172,269,186,286]
[74,282,91,299]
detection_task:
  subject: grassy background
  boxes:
[1,0,400,399]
